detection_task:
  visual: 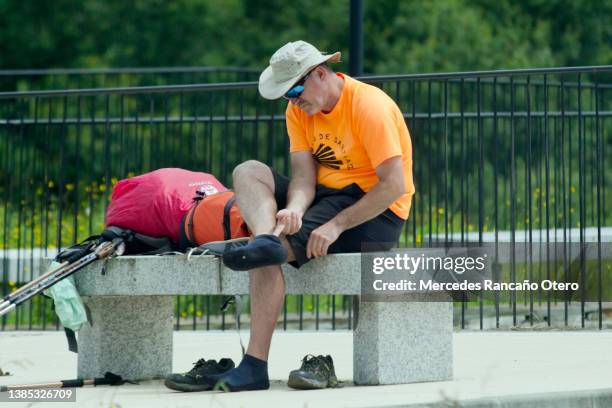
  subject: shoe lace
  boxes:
[301,355,330,374]
[192,358,209,370]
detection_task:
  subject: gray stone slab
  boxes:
[219,267,250,294]
[74,255,221,295]
[219,253,362,294]
[78,295,174,381]
[354,301,453,385]
[283,254,362,294]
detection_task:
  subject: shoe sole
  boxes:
[287,373,338,390]
[163,379,212,392]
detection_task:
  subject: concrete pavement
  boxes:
[1,330,611,407]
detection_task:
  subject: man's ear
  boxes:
[315,66,326,80]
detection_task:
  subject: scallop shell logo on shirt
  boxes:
[314,144,343,169]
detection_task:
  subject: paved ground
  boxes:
[1,330,611,407]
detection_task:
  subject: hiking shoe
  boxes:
[164,358,234,392]
[287,355,338,390]
[222,234,287,271]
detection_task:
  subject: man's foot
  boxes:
[222,234,287,271]
[196,237,250,257]
[164,358,234,392]
[287,355,339,390]
[213,354,270,392]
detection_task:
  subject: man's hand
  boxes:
[306,221,343,258]
[276,208,302,235]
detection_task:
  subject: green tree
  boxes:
[0,0,609,74]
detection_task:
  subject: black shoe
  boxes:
[164,358,234,392]
[222,234,287,271]
[287,355,339,390]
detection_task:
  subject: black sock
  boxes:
[215,354,270,392]
[222,234,288,271]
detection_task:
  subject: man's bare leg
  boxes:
[232,160,295,360]
[245,265,284,360]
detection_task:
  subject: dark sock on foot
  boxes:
[222,234,288,271]
[214,354,269,392]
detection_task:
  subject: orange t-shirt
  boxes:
[285,74,415,220]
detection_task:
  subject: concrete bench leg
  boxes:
[353,301,453,385]
[78,295,174,381]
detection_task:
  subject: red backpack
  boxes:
[106,168,227,243]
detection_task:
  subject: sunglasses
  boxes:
[283,69,314,99]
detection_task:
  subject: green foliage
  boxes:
[0,0,609,74]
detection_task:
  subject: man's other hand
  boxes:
[306,221,342,258]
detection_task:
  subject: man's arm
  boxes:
[306,155,405,258]
[276,151,317,235]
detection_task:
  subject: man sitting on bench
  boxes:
[167,40,415,392]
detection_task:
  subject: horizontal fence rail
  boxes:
[0,66,261,92]
[0,66,611,332]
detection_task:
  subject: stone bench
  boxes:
[73,253,453,385]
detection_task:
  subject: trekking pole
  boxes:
[0,239,123,317]
[1,240,96,309]
[0,261,68,310]
[0,239,119,316]
[0,371,134,392]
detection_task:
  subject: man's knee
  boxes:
[233,160,271,184]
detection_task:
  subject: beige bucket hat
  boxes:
[258,41,341,100]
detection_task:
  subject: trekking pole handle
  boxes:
[94,238,122,258]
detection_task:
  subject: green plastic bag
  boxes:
[43,261,88,331]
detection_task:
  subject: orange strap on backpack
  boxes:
[179,191,250,249]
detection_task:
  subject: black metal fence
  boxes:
[0,67,260,92]
[1,66,611,332]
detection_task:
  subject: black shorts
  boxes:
[271,168,405,268]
